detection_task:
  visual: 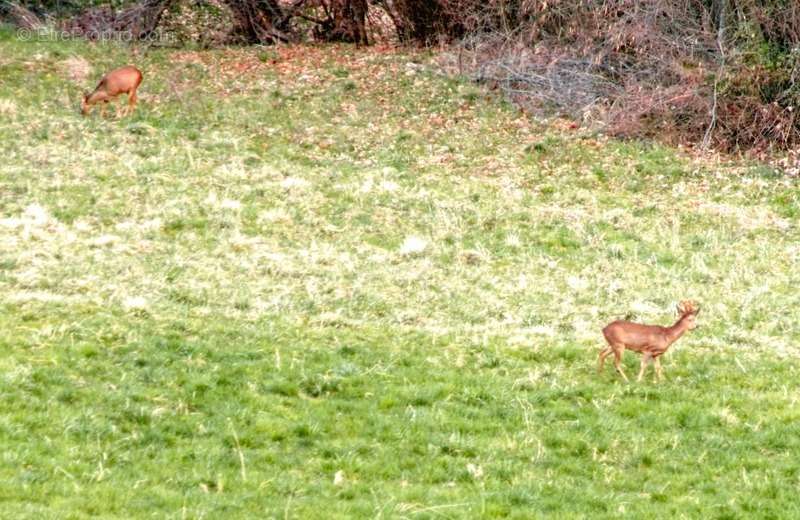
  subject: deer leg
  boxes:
[637,352,653,382]
[598,347,613,373]
[654,357,664,381]
[612,347,629,382]
[127,90,138,116]
[100,102,107,118]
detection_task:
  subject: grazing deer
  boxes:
[81,66,143,117]
[599,300,700,382]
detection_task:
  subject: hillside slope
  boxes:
[1,30,800,517]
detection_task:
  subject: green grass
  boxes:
[2,26,800,517]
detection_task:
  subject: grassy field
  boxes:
[2,27,800,518]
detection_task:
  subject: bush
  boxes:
[158,0,236,47]
[430,0,800,152]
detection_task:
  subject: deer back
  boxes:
[603,320,667,349]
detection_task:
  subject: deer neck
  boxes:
[664,315,691,345]
[87,90,107,104]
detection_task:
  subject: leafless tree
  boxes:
[311,0,369,45]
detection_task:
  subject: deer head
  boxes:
[676,300,700,329]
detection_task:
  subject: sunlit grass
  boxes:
[1,26,800,517]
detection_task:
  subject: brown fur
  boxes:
[81,66,143,117]
[599,300,700,382]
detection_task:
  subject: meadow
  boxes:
[1,27,800,518]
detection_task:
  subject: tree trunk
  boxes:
[378,0,462,45]
[116,0,174,39]
[314,0,368,45]
[224,0,294,43]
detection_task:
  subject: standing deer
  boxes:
[81,66,143,117]
[599,300,700,382]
